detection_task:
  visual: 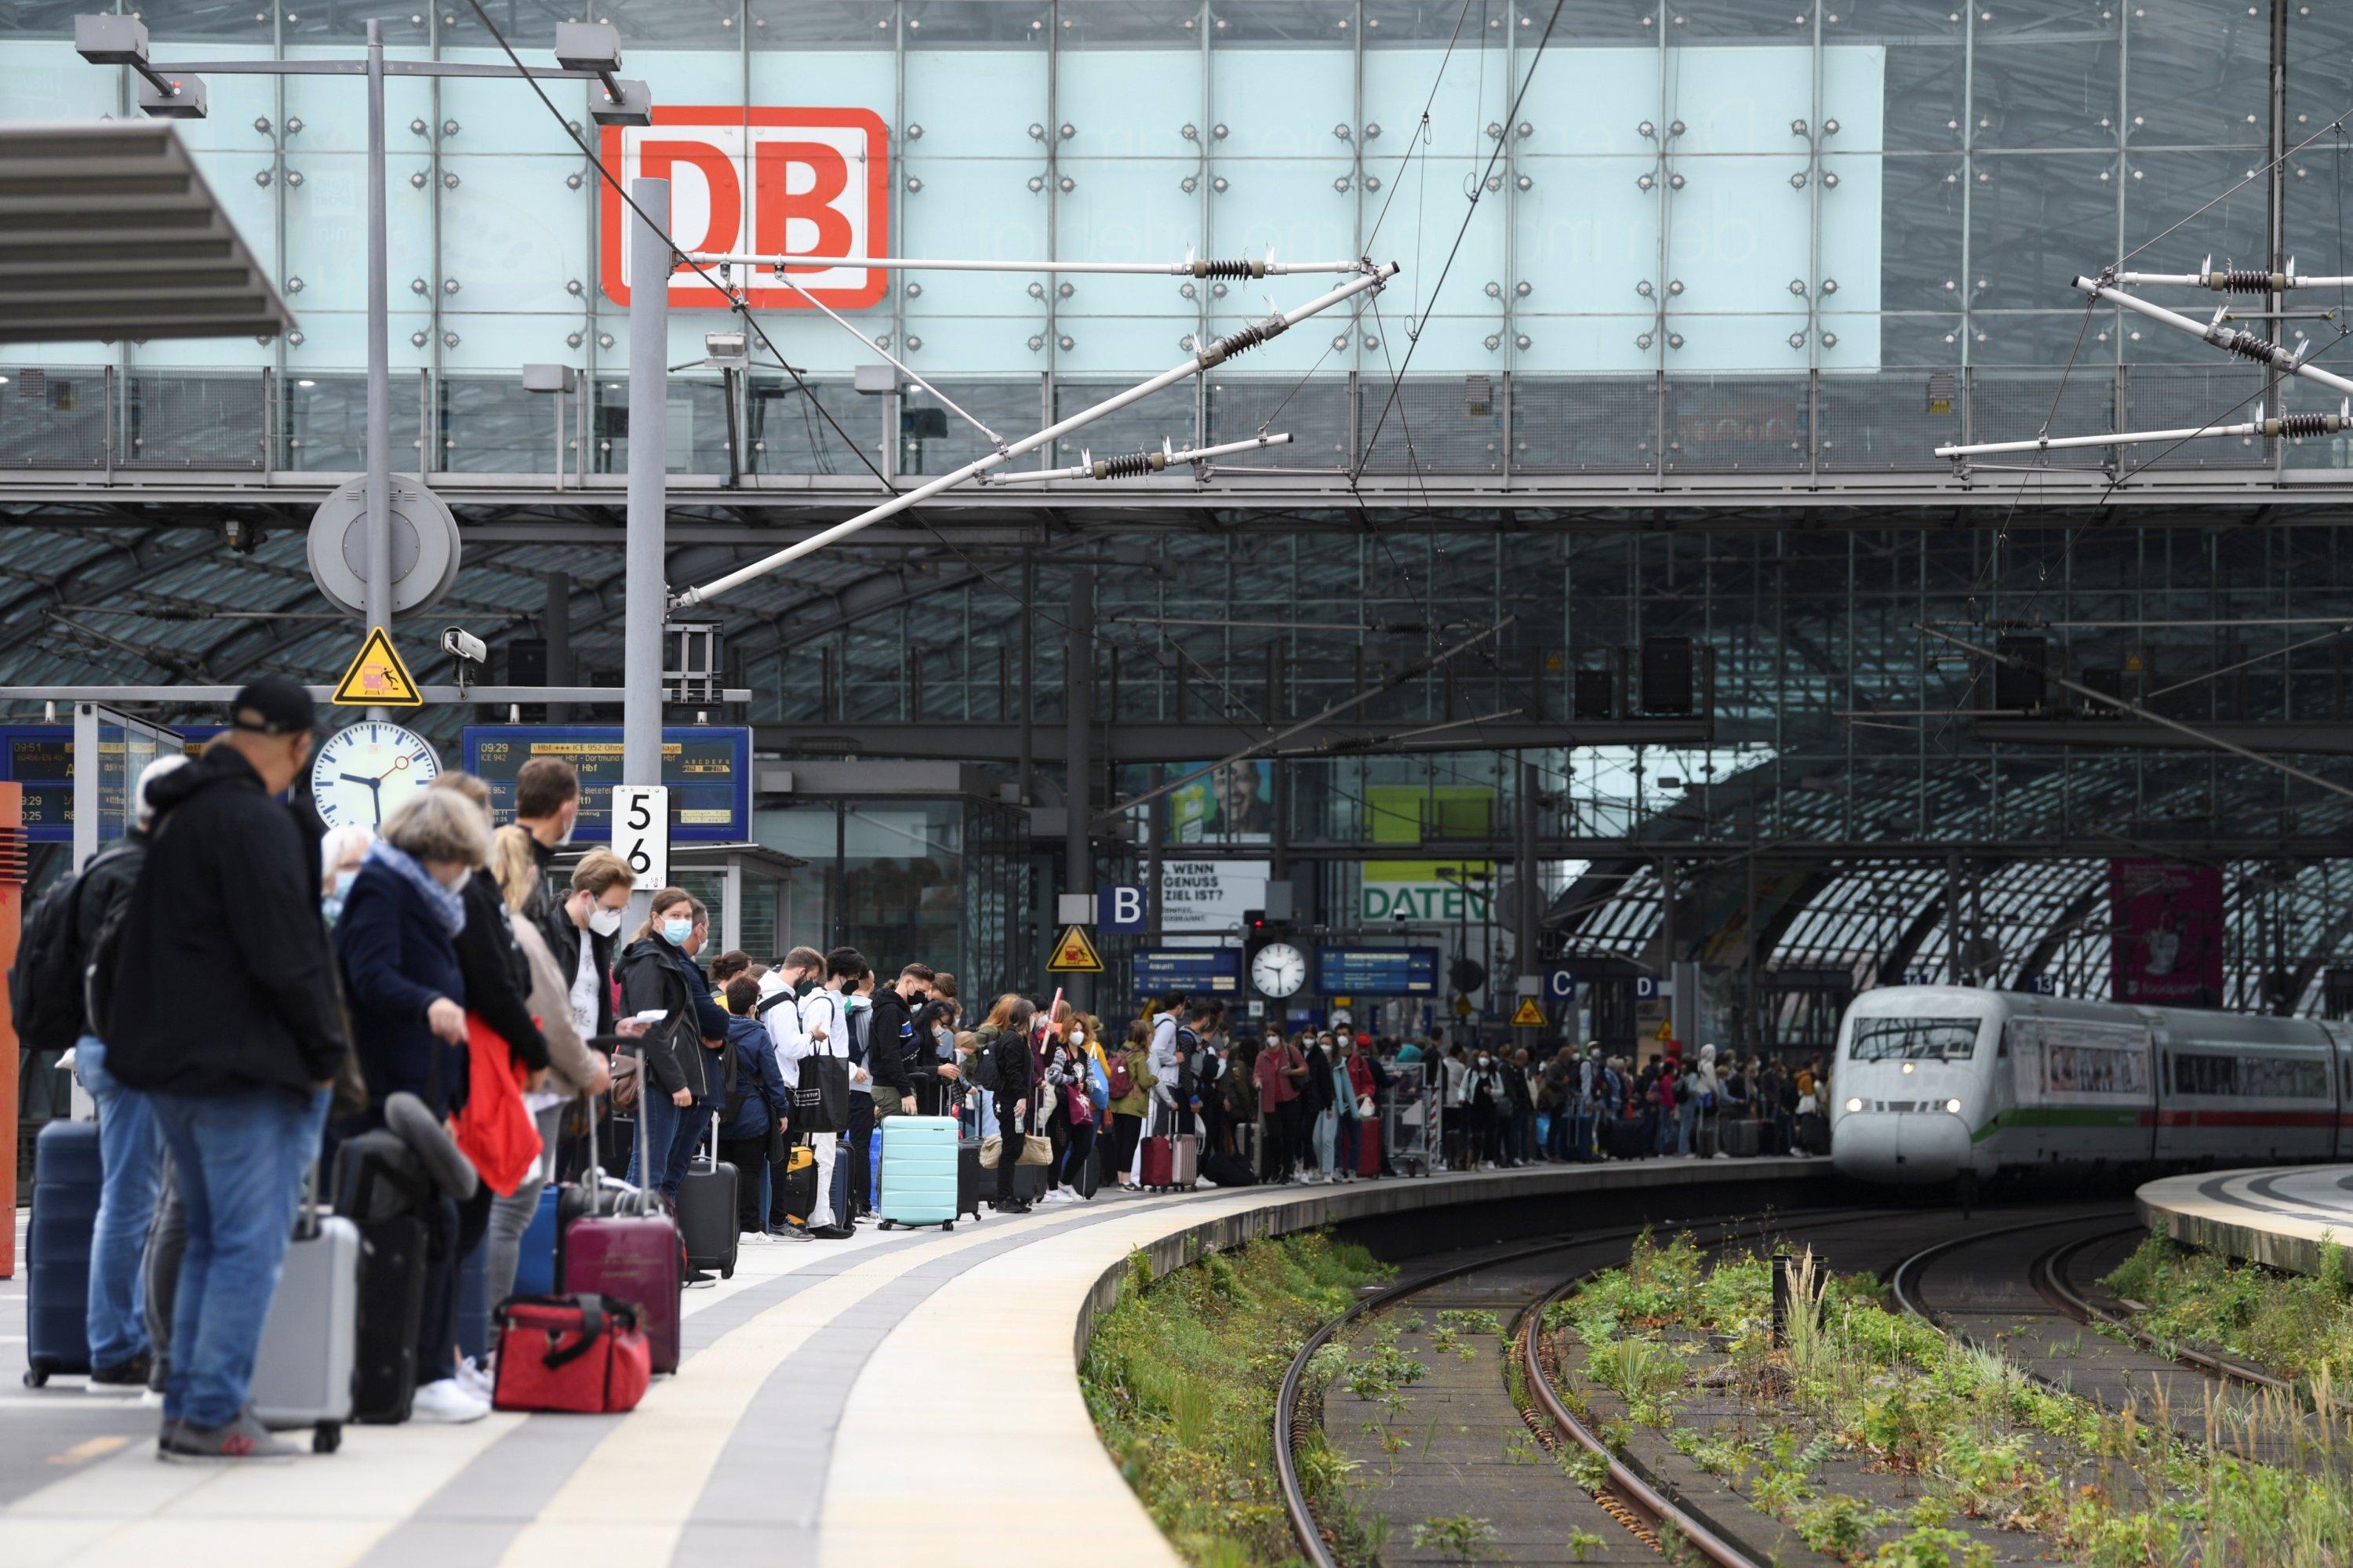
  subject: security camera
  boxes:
[442,627,487,665]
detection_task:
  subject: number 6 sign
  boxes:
[612,784,671,891]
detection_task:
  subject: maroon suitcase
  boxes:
[561,1206,683,1374]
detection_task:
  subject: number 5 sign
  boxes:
[613,784,670,890]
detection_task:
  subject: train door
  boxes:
[2325,1021,2353,1160]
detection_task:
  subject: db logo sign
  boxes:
[599,107,889,311]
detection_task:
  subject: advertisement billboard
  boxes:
[2108,859,2224,1007]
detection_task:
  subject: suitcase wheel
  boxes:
[721,1264,734,1280]
[313,1423,342,1455]
[23,1367,48,1389]
[878,1220,894,1231]
[944,1221,955,1231]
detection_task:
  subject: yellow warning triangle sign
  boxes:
[1511,997,1546,1028]
[1046,923,1104,973]
[332,626,423,708]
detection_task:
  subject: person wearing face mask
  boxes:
[616,887,714,1202]
[334,784,496,1425]
[319,824,373,929]
[503,756,580,952]
[103,679,354,1461]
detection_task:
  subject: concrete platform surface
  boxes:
[4,1155,1828,1568]
[2138,1164,2353,1280]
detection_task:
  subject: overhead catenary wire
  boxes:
[674,266,1398,609]
[978,432,1293,486]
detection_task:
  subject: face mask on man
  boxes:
[661,915,693,946]
[587,905,623,937]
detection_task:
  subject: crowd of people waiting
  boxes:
[20,675,1830,1464]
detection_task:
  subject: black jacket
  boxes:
[454,868,549,1071]
[71,831,147,960]
[989,1028,1032,1121]
[104,746,350,1097]
[541,907,615,1039]
[867,986,918,1094]
[617,933,711,1102]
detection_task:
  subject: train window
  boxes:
[2045,1042,2147,1096]
[2170,1053,2329,1098]
[1849,1017,1982,1061]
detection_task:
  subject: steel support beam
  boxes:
[752,718,1711,764]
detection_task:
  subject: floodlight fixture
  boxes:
[553,21,624,74]
[76,14,207,119]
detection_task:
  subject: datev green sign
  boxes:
[1361,862,1495,922]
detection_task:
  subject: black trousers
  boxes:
[993,1097,1027,1204]
[718,1135,770,1231]
[1108,1111,1144,1181]
[1273,1099,1307,1181]
[846,1096,875,1215]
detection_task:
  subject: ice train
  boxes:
[1829,986,2353,1188]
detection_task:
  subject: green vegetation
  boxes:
[1082,1233,1389,1568]
[1546,1231,2353,1567]
[2105,1230,2353,1386]
[1410,1513,1502,1560]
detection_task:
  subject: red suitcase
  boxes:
[560,1200,683,1375]
[1355,1120,1383,1177]
[1139,1133,1173,1188]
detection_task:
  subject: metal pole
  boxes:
[543,569,571,724]
[623,176,671,853]
[1065,564,1094,1010]
[1515,757,1539,1049]
[363,18,392,722]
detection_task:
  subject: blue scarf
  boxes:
[365,839,467,937]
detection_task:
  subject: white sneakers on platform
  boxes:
[413,1377,491,1423]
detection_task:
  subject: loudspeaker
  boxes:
[1992,635,2047,712]
[1639,637,1693,715]
[1573,668,1615,720]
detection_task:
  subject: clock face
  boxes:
[1251,941,1307,999]
[311,721,441,832]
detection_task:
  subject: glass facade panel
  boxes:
[0,5,2337,481]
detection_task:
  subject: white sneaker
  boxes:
[412,1377,491,1424]
[454,1357,493,1400]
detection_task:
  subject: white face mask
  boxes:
[587,905,623,937]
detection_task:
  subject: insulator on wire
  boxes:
[1191,257,1267,279]
[2205,267,2285,293]
[1091,449,1168,480]
[2209,326,2294,367]
[1196,314,1289,368]
[2265,411,2344,439]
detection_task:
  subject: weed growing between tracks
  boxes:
[2104,1230,2353,1386]
[1082,1231,1387,1568]
[1546,1231,2353,1567]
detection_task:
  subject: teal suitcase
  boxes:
[877,1115,960,1231]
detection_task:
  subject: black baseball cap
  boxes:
[228,675,317,737]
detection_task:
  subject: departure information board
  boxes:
[1134,947,1241,995]
[462,726,751,842]
[1316,946,1438,995]
[0,726,75,841]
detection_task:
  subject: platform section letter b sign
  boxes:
[1099,883,1147,934]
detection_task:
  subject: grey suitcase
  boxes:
[250,1167,358,1453]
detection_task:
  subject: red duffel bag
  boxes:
[490,1293,652,1414]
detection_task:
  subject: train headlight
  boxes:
[1945,1097,1962,1115]
[1844,1097,1862,1114]
[1900,1061,1916,1075]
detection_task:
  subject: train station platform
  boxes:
[3,1156,1833,1568]
[2137,1165,2353,1282]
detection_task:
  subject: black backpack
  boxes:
[1175,1027,1201,1096]
[8,868,92,1052]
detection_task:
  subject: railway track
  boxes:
[1274,1207,1906,1568]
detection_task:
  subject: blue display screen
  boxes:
[1317,946,1438,995]
[1135,948,1241,995]
[461,726,751,842]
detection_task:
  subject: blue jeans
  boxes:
[148,1083,330,1430]
[628,1092,706,1199]
[78,1035,162,1370]
[1675,1101,1695,1156]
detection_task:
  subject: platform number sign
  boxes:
[613,784,670,891]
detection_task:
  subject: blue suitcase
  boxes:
[24,1119,100,1387]
[875,1115,959,1231]
[515,1184,561,1298]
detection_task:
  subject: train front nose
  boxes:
[1830,1110,1972,1185]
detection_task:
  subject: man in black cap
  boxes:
[102,675,351,1462]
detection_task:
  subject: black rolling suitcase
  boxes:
[1722,1117,1762,1158]
[957,1137,985,1222]
[330,1130,431,1424]
[678,1112,740,1279]
[1797,1111,1830,1155]
[24,1119,100,1387]
[1760,1119,1790,1157]
[1600,1115,1648,1161]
